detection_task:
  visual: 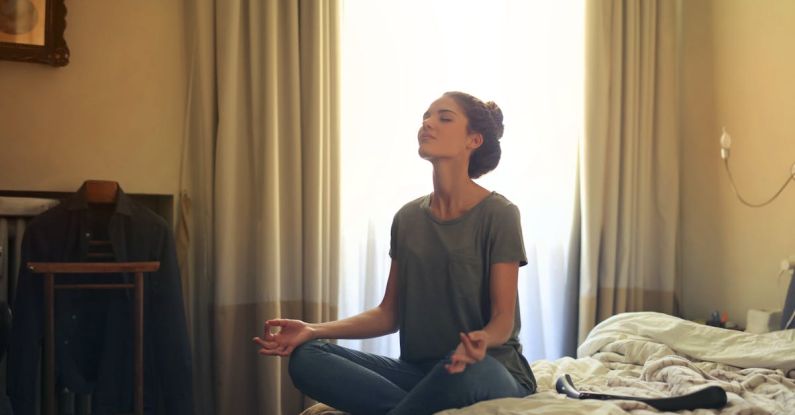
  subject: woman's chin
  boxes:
[418,149,438,161]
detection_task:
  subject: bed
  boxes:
[303,312,795,414]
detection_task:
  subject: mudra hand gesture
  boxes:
[252,319,314,357]
[445,330,488,374]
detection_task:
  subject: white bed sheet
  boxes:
[439,312,795,415]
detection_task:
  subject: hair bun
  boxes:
[485,101,504,140]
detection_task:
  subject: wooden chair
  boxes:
[28,261,159,415]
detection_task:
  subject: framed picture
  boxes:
[0,0,69,66]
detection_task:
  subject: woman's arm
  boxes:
[446,261,519,373]
[482,261,519,346]
[310,258,400,339]
[254,259,400,356]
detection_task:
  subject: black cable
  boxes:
[556,374,727,411]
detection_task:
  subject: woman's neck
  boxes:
[429,162,489,221]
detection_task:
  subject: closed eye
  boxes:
[422,109,457,122]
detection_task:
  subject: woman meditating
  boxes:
[254,91,536,415]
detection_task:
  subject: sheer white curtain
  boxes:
[339,0,584,361]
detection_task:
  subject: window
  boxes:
[340,0,584,360]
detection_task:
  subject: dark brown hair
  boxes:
[444,91,504,178]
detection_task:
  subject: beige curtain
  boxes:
[578,0,680,343]
[178,1,340,414]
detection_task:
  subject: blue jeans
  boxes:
[288,340,532,415]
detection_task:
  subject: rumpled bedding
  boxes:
[438,312,795,415]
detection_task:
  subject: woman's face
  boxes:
[417,95,482,161]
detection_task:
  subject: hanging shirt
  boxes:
[389,191,536,392]
[8,184,194,415]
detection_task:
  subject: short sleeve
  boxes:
[389,212,399,259]
[489,204,528,266]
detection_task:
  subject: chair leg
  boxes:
[134,272,144,415]
[45,273,55,415]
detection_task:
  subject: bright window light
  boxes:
[339,0,584,360]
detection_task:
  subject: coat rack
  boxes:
[83,180,120,205]
[30,179,154,415]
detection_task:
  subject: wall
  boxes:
[2,0,793,329]
[0,1,186,197]
[681,0,795,327]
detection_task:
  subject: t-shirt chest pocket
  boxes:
[446,249,484,299]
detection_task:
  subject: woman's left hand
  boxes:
[445,330,488,374]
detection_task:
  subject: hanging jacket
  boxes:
[7,184,194,415]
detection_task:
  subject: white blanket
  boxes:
[439,312,795,415]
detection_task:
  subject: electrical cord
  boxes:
[723,158,795,208]
[721,129,795,331]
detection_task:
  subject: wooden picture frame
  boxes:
[0,0,69,66]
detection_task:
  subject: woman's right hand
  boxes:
[252,319,315,357]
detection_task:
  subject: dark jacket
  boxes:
[7,185,194,415]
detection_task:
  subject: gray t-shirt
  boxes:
[389,192,536,391]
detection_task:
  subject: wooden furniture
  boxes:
[83,180,119,205]
[28,261,159,415]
